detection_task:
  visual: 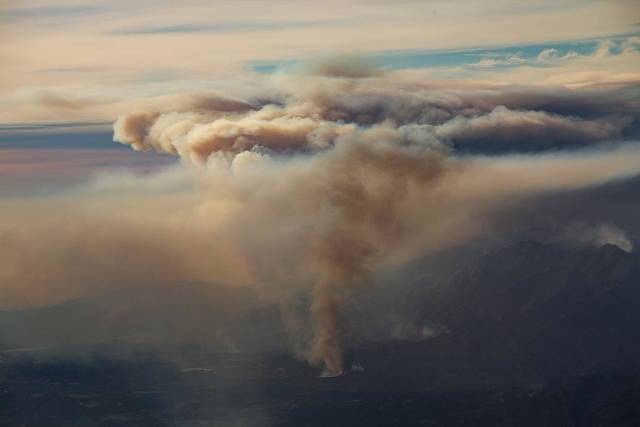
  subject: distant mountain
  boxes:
[347,241,640,387]
[0,282,286,353]
[2,241,639,388]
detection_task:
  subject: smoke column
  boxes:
[2,66,638,375]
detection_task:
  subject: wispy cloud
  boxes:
[470,35,640,69]
[2,1,640,123]
[35,66,111,74]
[110,18,356,35]
[249,34,640,75]
[1,4,107,22]
[471,53,527,68]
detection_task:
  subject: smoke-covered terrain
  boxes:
[2,237,640,426]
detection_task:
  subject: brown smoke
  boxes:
[110,70,640,374]
[2,68,640,375]
[298,138,449,374]
[194,135,452,375]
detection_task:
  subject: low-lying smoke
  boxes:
[560,222,634,252]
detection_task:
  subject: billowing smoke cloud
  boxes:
[114,71,640,156]
[110,68,640,374]
[2,66,640,375]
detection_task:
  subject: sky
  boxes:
[1,0,639,194]
[1,0,639,121]
[1,0,640,374]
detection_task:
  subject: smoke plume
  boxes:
[2,66,640,375]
